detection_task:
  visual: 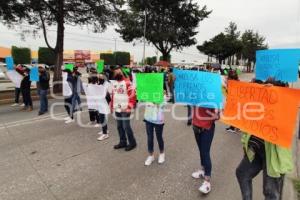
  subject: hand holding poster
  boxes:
[30,66,39,82]
[255,49,300,82]
[5,57,14,71]
[136,73,164,103]
[174,69,223,109]
[222,80,300,148]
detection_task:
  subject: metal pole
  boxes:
[142,9,147,66]
[114,38,117,52]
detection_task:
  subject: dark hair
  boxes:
[265,77,288,87]
[228,69,238,80]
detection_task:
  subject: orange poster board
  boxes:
[222,80,300,148]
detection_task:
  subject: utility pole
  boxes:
[114,38,117,52]
[142,9,147,66]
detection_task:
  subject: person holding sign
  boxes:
[235,78,293,200]
[110,66,137,151]
[20,67,33,111]
[37,66,50,116]
[63,69,76,124]
[191,106,219,194]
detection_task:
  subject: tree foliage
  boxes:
[197,22,268,69]
[0,0,123,92]
[100,53,115,66]
[38,47,56,65]
[114,51,130,66]
[11,46,31,64]
[116,0,211,61]
[145,56,157,65]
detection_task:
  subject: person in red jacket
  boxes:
[191,106,219,194]
[110,66,137,151]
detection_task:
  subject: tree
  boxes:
[38,47,56,65]
[116,0,211,61]
[145,56,157,65]
[159,55,171,62]
[100,53,115,66]
[114,51,130,65]
[241,30,268,72]
[197,22,242,64]
[0,0,123,93]
[11,46,31,64]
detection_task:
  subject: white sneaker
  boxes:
[192,169,205,179]
[158,153,165,164]
[65,118,74,124]
[198,180,211,194]
[97,134,109,141]
[94,124,100,128]
[64,117,71,121]
[87,121,95,125]
[11,103,19,107]
[144,156,155,166]
[20,103,25,107]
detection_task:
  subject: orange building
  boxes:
[0,46,11,62]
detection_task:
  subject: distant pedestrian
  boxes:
[96,73,111,141]
[191,106,219,194]
[11,65,24,107]
[20,68,33,111]
[37,66,50,115]
[110,65,137,151]
[167,68,175,103]
[143,94,166,166]
[63,69,75,124]
[87,69,99,126]
[72,67,83,113]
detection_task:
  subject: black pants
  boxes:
[64,97,73,119]
[115,112,136,146]
[145,121,164,154]
[22,89,32,107]
[89,109,99,123]
[236,154,284,200]
[99,113,108,134]
[15,87,21,104]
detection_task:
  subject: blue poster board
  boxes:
[174,69,223,109]
[30,66,39,82]
[255,49,300,82]
[5,57,14,71]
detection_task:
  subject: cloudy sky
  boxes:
[0,0,299,63]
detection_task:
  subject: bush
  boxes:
[100,53,115,66]
[11,46,31,64]
[114,51,130,66]
[38,47,56,65]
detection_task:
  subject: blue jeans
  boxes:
[71,93,82,113]
[236,154,284,200]
[115,112,136,146]
[144,120,164,154]
[193,123,215,177]
[38,89,48,113]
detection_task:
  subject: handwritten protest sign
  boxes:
[30,66,39,82]
[5,57,14,71]
[6,70,23,88]
[96,60,104,73]
[256,49,300,82]
[136,73,163,103]
[65,63,74,71]
[62,72,72,97]
[222,80,300,148]
[174,69,223,109]
[82,83,110,114]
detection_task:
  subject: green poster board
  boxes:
[136,73,164,103]
[96,60,104,73]
[65,63,74,71]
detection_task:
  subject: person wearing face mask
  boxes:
[110,65,137,151]
[37,66,50,116]
[20,67,33,111]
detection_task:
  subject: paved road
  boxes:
[0,100,295,200]
[0,72,297,200]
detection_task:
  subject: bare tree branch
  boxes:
[39,11,55,51]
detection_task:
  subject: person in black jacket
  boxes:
[37,66,50,115]
[20,68,33,111]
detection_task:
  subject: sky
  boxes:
[0,0,299,63]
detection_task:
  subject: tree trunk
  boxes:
[52,0,65,94]
[162,52,169,62]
